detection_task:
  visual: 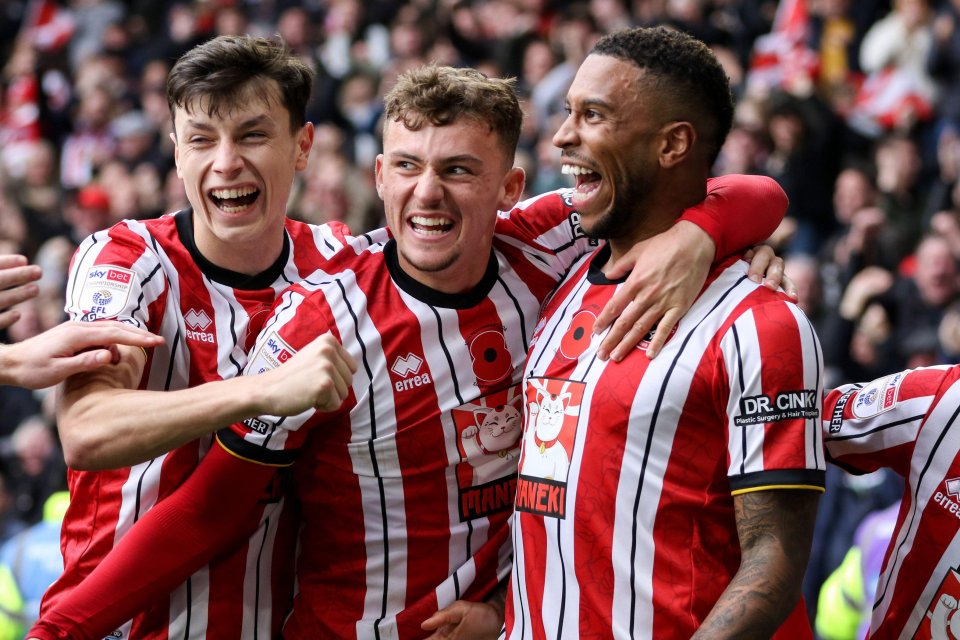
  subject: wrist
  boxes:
[0,343,18,385]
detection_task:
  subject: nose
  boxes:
[413,168,443,205]
[213,139,244,176]
[552,114,578,149]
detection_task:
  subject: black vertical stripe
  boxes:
[627,274,748,637]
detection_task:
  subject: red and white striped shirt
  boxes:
[221,190,590,639]
[505,246,825,639]
[824,365,960,639]
[43,210,350,639]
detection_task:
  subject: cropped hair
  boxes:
[167,35,314,132]
[591,27,734,163]
[382,65,522,161]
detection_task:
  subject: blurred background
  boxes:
[0,0,956,636]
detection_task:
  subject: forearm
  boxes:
[692,542,801,638]
[59,373,273,470]
[693,490,818,639]
[29,445,272,640]
[680,175,788,260]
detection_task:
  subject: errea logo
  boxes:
[934,477,960,522]
[184,308,214,343]
[391,354,423,377]
[391,353,430,392]
[185,309,212,331]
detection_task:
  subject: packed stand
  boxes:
[0,0,959,636]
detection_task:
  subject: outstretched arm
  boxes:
[0,254,41,330]
[28,443,275,640]
[692,490,819,639]
[58,331,354,470]
[593,174,788,360]
[0,321,163,389]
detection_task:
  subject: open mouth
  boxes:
[562,164,601,201]
[210,186,260,213]
[410,215,454,236]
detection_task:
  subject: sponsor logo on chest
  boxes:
[390,353,432,392]
[934,477,960,522]
[184,308,214,343]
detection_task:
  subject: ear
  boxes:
[294,122,314,171]
[170,131,182,178]
[659,121,696,169]
[374,154,385,199]
[497,166,526,211]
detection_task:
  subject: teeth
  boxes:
[411,216,451,228]
[561,165,597,176]
[211,186,257,199]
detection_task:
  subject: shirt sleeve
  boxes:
[28,444,274,640]
[64,222,167,331]
[678,174,788,260]
[217,285,337,465]
[720,297,826,494]
[823,365,956,477]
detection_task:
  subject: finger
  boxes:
[602,251,636,280]
[761,257,784,290]
[744,246,771,284]
[421,609,460,631]
[79,322,165,346]
[0,282,40,309]
[593,289,636,336]
[780,274,799,300]
[598,301,655,361]
[333,354,355,388]
[0,263,41,290]
[0,309,20,331]
[644,309,683,359]
[607,307,663,361]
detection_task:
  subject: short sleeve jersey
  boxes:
[824,365,960,639]
[505,247,826,639]
[42,211,350,640]
[219,190,594,639]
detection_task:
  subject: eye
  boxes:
[448,166,470,176]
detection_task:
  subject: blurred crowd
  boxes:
[1,0,959,635]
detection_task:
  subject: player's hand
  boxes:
[421,600,502,639]
[593,220,712,361]
[742,245,797,299]
[258,332,357,415]
[0,254,42,330]
[0,321,164,389]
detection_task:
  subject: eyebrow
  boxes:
[389,151,483,165]
[183,114,275,131]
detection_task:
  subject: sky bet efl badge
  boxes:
[79,265,135,321]
[246,332,296,375]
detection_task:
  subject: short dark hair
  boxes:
[167,35,314,132]
[590,27,734,164]
[382,65,523,164]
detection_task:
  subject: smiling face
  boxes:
[552,54,664,242]
[375,117,524,293]
[172,80,313,274]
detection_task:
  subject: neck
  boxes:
[608,176,708,265]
